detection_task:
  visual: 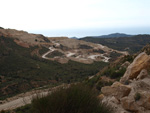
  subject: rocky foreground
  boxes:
[100,52,150,113]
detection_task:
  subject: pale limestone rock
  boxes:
[101,82,131,100]
[121,97,139,112]
[137,69,148,80]
[136,92,150,110]
[108,96,120,104]
[102,96,130,113]
[120,52,150,83]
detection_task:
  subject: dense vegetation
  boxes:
[0,36,107,100]
[80,35,150,54]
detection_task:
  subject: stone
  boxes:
[101,82,131,100]
[137,69,148,80]
[121,97,139,112]
[98,94,104,100]
[108,96,120,104]
[120,52,150,83]
[136,92,150,110]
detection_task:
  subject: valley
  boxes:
[1,27,150,113]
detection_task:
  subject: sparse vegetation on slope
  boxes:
[0,36,107,100]
[85,54,134,91]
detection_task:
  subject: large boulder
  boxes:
[120,92,150,113]
[101,82,131,100]
[121,97,139,112]
[120,52,150,83]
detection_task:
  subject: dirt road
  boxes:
[0,84,67,111]
[0,91,49,111]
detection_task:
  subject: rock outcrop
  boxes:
[120,52,150,83]
[101,52,150,113]
[101,82,131,100]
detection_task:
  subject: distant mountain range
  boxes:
[83,33,133,38]
[70,37,78,39]
[80,34,150,54]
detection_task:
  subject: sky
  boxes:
[0,0,150,37]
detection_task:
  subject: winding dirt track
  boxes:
[0,84,67,111]
[0,91,49,111]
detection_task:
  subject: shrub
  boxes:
[124,80,130,85]
[134,92,141,101]
[102,66,126,79]
[0,110,10,113]
[14,104,31,113]
[31,84,113,113]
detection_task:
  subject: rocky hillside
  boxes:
[0,28,127,64]
[47,37,128,64]
[84,45,150,113]
[99,52,150,113]
[0,27,127,100]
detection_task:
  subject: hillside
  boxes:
[0,35,110,100]
[84,33,133,38]
[1,28,150,112]
[3,45,150,113]
[85,44,150,113]
[0,28,126,100]
[80,35,150,54]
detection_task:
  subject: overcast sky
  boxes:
[0,0,150,37]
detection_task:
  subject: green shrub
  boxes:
[32,84,113,113]
[14,104,31,113]
[0,110,10,113]
[102,66,126,79]
[134,92,141,101]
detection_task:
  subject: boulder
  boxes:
[136,92,150,110]
[120,52,150,83]
[121,97,139,112]
[101,82,131,100]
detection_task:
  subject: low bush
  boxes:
[134,92,141,101]
[32,84,113,113]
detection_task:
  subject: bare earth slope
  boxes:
[0,28,127,64]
